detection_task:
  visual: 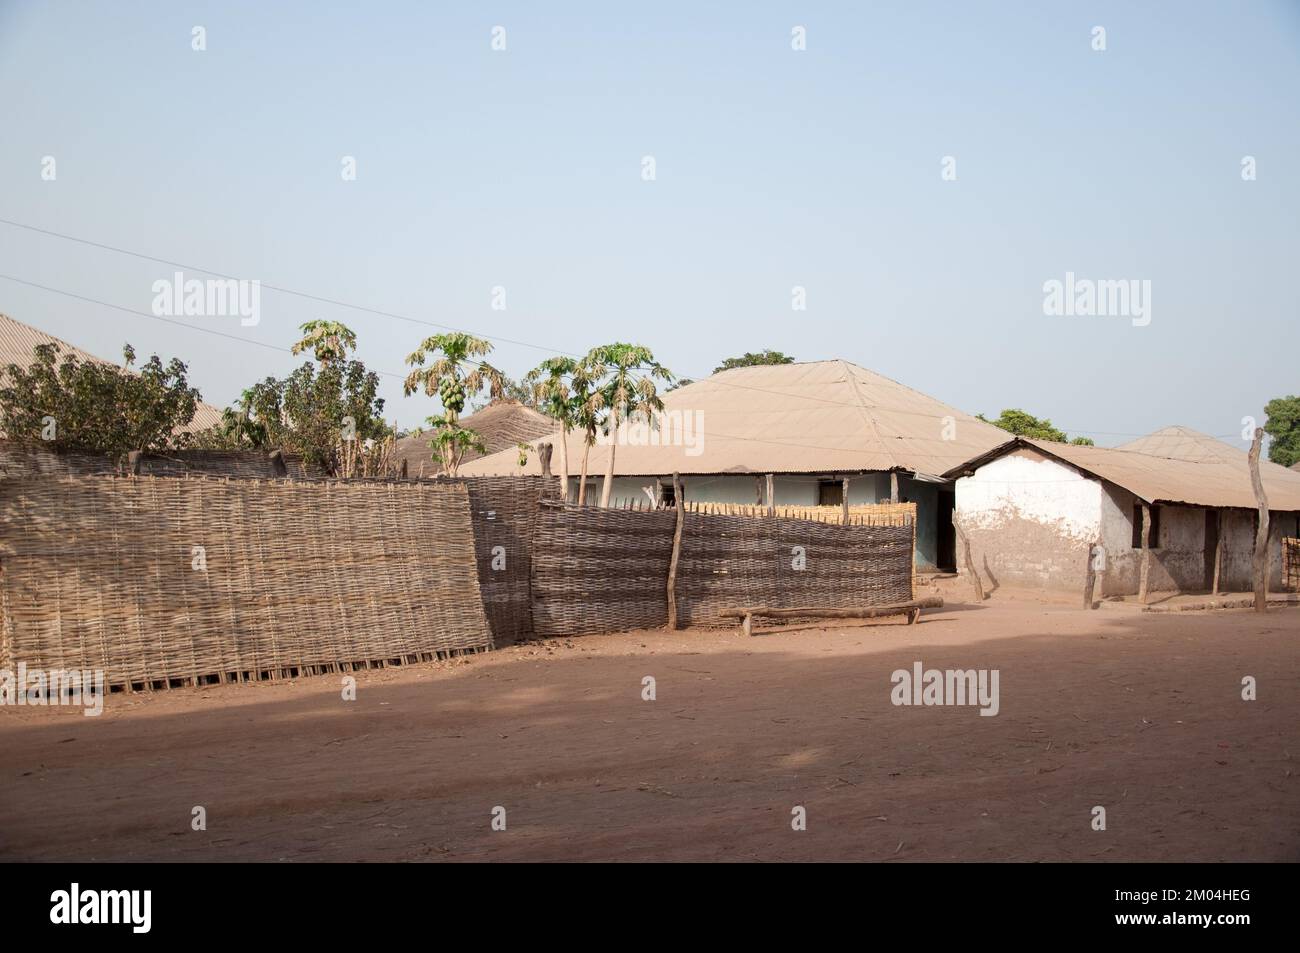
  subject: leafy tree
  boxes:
[291,320,357,366]
[977,408,1093,445]
[525,356,580,494]
[198,324,388,472]
[585,343,674,507]
[1264,396,1300,467]
[0,342,200,457]
[713,350,795,374]
[403,332,503,476]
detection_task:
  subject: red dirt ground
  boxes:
[2,592,1296,862]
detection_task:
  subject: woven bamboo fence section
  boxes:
[0,440,320,480]
[676,512,914,625]
[682,501,917,526]
[531,502,678,636]
[531,500,915,637]
[1284,537,1300,592]
[459,476,558,644]
[0,475,491,689]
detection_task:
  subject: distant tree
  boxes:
[978,408,1093,446]
[586,343,674,507]
[403,332,503,477]
[525,356,582,492]
[1264,395,1300,467]
[291,320,357,366]
[467,373,537,413]
[201,323,389,472]
[713,350,795,374]
[0,342,200,457]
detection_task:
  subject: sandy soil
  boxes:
[2,591,1297,862]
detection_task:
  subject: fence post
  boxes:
[667,472,684,630]
[765,473,775,517]
[1248,428,1270,612]
[1137,503,1151,605]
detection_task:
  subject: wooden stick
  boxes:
[1212,509,1223,596]
[953,515,984,602]
[666,471,684,630]
[1082,540,1098,609]
[1248,428,1270,612]
[1138,502,1151,605]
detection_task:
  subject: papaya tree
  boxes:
[585,343,674,507]
[403,332,503,476]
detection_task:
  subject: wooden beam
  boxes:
[1248,428,1270,612]
[841,476,850,525]
[1083,540,1100,609]
[1211,509,1223,596]
[953,515,984,602]
[719,598,944,619]
[666,472,684,630]
[765,473,775,517]
[1138,502,1151,605]
[890,471,899,503]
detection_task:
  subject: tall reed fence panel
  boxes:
[0,475,490,689]
[0,440,320,480]
[676,512,914,625]
[459,476,558,644]
[531,502,677,637]
[530,501,915,637]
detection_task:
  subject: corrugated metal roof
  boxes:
[460,359,1011,477]
[945,429,1300,511]
[0,312,224,432]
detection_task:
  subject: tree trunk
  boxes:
[1137,503,1151,605]
[1248,428,1270,612]
[557,425,570,501]
[600,440,617,508]
[577,435,591,506]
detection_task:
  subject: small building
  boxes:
[943,427,1300,596]
[460,360,1013,570]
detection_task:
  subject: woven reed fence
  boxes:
[531,501,915,637]
[532,502,678,636]
[0,440,320,480]
[459,476,558,644]
[1284,537,1300,592]
[0,475,490,690]
[682,500,917,526]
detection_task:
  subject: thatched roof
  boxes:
[0,312,224,432]
[392,400,558,475]
[944,426,1300,511]
[460,359,1011,477]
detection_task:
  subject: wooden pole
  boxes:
[890,471,899,503]
[841,476,850,525]
[538,442,553,479]
[666,472,684,630]
[1082,541,1098,609]
[953,515,984,602]
[1211,509,1223,596]
[765,473,775,517]
[1137,502,1151,605]
[1248,427,1270,612]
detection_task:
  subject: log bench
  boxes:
[720,597,944,636]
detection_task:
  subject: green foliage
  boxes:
[586,342,675,430]
[404,333,502,475]
[713,350,795,374]
[291,320,357,366]
[0,342,200,456]
[978,408,1091,445]
[1264,395,1300,467]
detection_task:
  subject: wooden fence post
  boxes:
[1137,502,1151,605]
[765,473,775,518]
[841,476,850,525]
[1211,509,1223,596]
[953,515,984,602]
[666,472,684,630]
[1248,428,1270,612]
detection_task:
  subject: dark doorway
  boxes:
[818,480,844,507]
[937,489,956,571]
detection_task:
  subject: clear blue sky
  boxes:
[2,1,1297,443]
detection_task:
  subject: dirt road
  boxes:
[2,597,1296,861]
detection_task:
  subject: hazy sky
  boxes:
[2,1,1297,443]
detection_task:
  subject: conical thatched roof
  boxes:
[392,400,558,475]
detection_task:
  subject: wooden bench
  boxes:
[720,597,944,636]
